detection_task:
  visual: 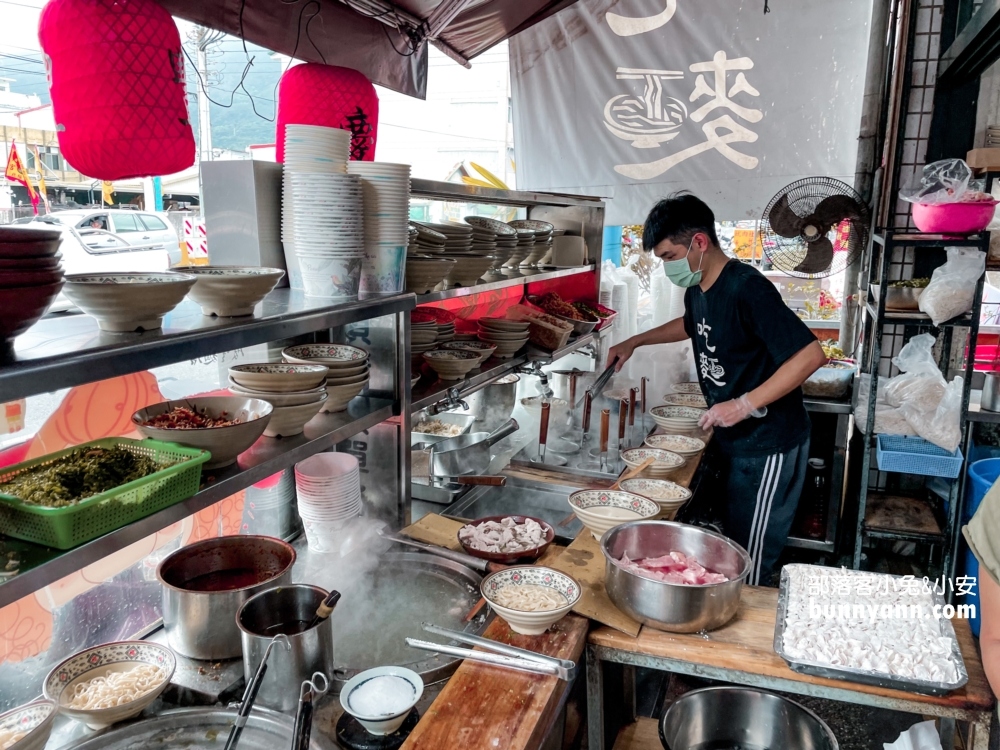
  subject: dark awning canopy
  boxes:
[155,0,578,98]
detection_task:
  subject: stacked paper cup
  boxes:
[347,161,411,293]
[282,125,365,297]
[294,452,363,552]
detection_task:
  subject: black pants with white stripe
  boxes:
[723,438,810,587]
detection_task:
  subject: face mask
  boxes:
[662,237,704,288]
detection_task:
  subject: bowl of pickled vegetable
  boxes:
[132,397,273,469]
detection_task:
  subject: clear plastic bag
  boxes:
[900,159,973,204]
[884,334,946,409]
[901,376,963,453]
[856,374,917,436]
[918,247,986,326]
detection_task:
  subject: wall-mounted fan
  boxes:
[761,177,870,278]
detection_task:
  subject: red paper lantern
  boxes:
[276,64,379,163]
[38,0,195,181]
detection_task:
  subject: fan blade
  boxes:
[794,237,834,275]
[768,195,805,238]
[812,194,865,227]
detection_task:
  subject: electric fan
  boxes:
[760,177,870,278]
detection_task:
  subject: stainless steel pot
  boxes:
[983,372,1000,412]
[600,521,750,633]
[236,584,336,713]
[466,374,520,432]
[659,687,838,749]
[424,418,519,476]
[157,535,296,660]
[549,370,597,405]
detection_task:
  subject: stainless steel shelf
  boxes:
[410,178,605,208]
[0,396,393,606]
[966,391,1000,423]
[415,265,596,305]
[527,331,600,363]
[864,300,972,327]
[873,231,988,247]
[803,397,853,415]
[411,356,527,412]
[786,535,836,553]
[1,290,415,401]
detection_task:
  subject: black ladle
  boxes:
[304,589,342,631]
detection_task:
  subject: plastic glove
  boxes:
[699,395,765,429]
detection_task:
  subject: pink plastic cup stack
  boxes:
[294,452,363,552]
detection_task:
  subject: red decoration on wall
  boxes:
[38,0,195,181]
[276,64,379,162]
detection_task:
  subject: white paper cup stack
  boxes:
[295,452,363,553]
[282,126,364,297]
[347,162,411,293]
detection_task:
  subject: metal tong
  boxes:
[406,622,576,681]
[291,672,329,750]
[577,356,618,408]
[224,634,291,750]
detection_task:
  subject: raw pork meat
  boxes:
[618,551,728,585]
[459,517,547,554]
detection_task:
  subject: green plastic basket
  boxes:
[0,438,211,549]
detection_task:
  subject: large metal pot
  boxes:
[465,374,520,432]
[425,418,519,477]
[236,584,336,712]
[659,687,838,749]
[548,370,597,404]
[157,535,296,660]
[600,521,750,633]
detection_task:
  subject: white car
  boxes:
[29,209,182,266]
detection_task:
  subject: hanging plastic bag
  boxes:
[902,376,963,453]
[856,374,917,436]
[884,333,945,408]
[918,247,985,326]
[900,159,973,205]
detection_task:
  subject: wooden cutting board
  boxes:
[547,532,641,637]
[401,512,465,551]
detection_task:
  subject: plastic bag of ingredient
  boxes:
[883,720,943,750]
[901,376,963,453]
[900,159,973,205]
[856,374,917,436]
[918,247,985,326]
[884,333,945,408]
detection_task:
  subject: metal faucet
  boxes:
[429,386,469,415]
[518,361,553,399]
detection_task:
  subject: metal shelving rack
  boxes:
[852,229,989,576]
[0,290,416,608]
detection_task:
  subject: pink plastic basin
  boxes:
[911,200,996,234]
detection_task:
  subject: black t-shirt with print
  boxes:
[682,261,816,456]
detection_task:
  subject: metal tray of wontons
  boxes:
[773,566,969,696]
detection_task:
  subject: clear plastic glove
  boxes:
[699,395,765,429]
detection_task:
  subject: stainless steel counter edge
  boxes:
[414,265,596,304]
[0,396,394,607]
[1,291,416,401]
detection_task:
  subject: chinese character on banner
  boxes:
[607,0,677,36]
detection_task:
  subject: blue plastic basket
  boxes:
[876,434,964,479]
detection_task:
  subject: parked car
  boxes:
[26,209,182,266]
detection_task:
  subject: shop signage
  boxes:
[510,0,872,225]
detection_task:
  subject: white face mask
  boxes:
[662,237,704,287]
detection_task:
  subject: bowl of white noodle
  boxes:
[0,699,56,750]
[43,641,175,729]
[481,566,581,635]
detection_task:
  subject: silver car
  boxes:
[28,209,183,266]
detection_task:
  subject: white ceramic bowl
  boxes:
[617,477,693,506]
[621,447,686,477]
[671,382,702,394]
[662,393,709,409]
[183,266,284,316]
[43,641,175,730]
[481,566,581,636]
[340,667,424,736]
[326,367,370,386]
[0,699,56,750]
[650,406,706,431]
[62,272,196,332]
[439,341,496,363]
[227,382,326,407]
[644,434,706,456]
[322,379,368,413]
[479,317,529,333]
[229,363,329,392]
[131,397,272,469]
[282,343,369,366]
[422,350,481,381]
[265,392,328,437]
[568,489,659,541]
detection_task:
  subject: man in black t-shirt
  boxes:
[608,193,826,586]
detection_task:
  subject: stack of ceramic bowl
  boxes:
[437,222,474,252]
[406,256,455,294]
[621,447,685,477]
[294,452,363,552]
[478,317,529,358]
[617,477,693,520]
[567,489,659,541]
[0,226,65,344]
[644,433,706,462]
[63,272,196,332]
[502,230,531,272]
[228,363,330,437]
[510,220,555,268]
[282,344,370,413]
[422,349,481,381]
[469,227,500,278]
[411,310,439,361]
[440,340,496,365]
[424,308,457,341]
[281,126,365,296]
[663,392,709,409]
[650,405,706,433]
[347,161,410,293]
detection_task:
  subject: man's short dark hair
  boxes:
[642,193,720,251]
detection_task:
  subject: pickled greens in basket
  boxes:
[0,446,162,507]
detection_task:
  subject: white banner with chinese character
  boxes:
[509,0,872,225]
